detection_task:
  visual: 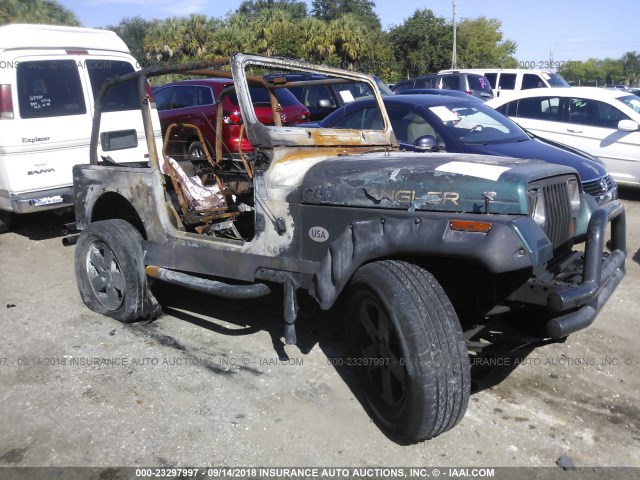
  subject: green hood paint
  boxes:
[301,152,576,215]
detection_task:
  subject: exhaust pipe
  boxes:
[146,266,271,299]
[62,234,79,246]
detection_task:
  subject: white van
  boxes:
[439,68,570,100]
[0,24,158,232]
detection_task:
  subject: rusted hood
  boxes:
[300,152,574,214]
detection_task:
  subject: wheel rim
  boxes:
[86,242,126,310]
[353,291,408,412]
[189,143,205,158]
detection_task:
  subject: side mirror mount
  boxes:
[414,135,439,152]
[618,119,639,132]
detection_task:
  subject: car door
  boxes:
[563,96,640,184]
[494,73,517,99]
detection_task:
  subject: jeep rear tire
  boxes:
[74,219,160,322]
[347,260,470,443]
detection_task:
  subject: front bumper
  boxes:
[509,200,626,338]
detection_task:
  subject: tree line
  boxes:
[1,0,637,86]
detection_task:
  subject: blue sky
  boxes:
[60,0,638,64]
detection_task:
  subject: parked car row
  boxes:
[297,94,616,204]
[391,71,494,101]
[154,69,637,197]
[0,22,634,237]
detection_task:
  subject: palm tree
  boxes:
[297,17,333,63]
[208,14,253,57]
[182,14,219,59]
[250,8,293,57]
[328,13,368,68]
[1,0,80,26]
[144,17,186,62]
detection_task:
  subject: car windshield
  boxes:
[336,81,374,101]
[618,95,640,114]
[543,72,570,87]
[429,103,529,144]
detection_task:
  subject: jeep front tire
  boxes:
[347,260,470,443]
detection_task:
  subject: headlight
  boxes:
[527,187,546,227]
[567,177,581,215]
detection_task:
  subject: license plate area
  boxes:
[100,129,138,151]
[33,195,64,207]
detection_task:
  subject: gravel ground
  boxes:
[0,191,639,472]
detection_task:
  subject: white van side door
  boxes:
[78,55,154,164]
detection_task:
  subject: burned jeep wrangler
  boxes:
[67,54,626,443]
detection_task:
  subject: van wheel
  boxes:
[346,260,470,443]
[0,211,11,233]
[74,219,160,322]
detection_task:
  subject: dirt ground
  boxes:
[0,190,639,472]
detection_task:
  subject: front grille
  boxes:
[582,175,613,196]
[529,176,574,258]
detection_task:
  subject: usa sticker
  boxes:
[309,226,329,242]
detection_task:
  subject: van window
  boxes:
[86,60,137,112]
[544,73,570,87]
[498,73,517,90]
[17,60,86,119]
[484,73,497,89]
[522,74,544,90]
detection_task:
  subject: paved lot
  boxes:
[0,191,639,469]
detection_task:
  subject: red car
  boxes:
[153,78,310,157]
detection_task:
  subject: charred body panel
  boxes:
[298,153,575,214]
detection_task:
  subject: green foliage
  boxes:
[107,17,156,65]
[144,14,221,63]
[558,57,629,86]
[238,0,307,19]
[387,9,452,79]
[456,17,517,68]
[0,0,80,26]
[26,1,522,85]
[312,0,381,30]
